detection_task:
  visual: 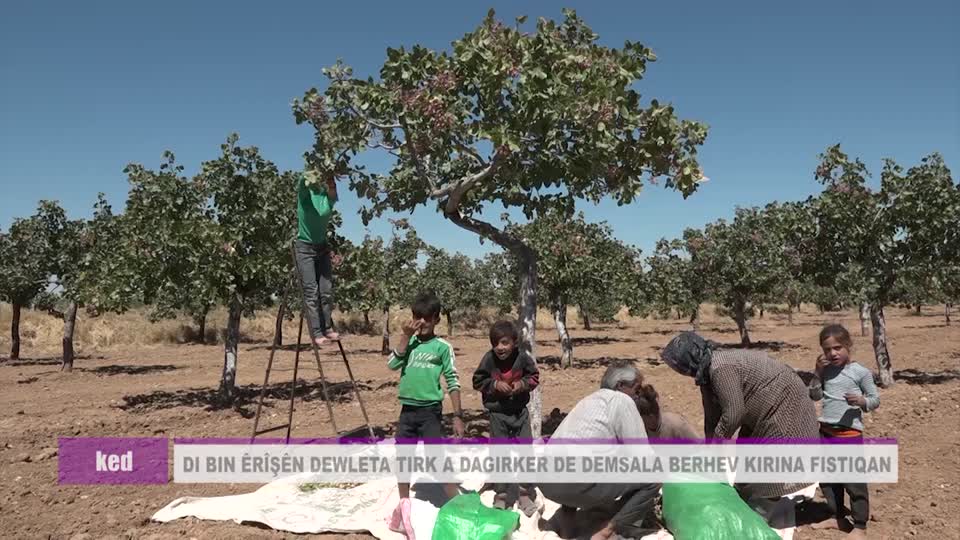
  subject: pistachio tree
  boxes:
[0,201,65,360]
[513,211,640,367]
[641,237,703,329]
[812,146,957,386]
[199,136,297,399]
[123,152,221,343]
[336,220,422,352]
[124,136,296,400]
[295,9,707,435]
[694,207,789,346]
[474,251,517,315]
[420,246,484,336]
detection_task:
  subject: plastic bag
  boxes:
[662,483,780,540]
[431,492,519,540]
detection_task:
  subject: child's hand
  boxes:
[815,355,830,373]
[510,381,525,395]
[494,381,513,395]
[844,393,866,407]
[401,319,422,338]
[452,417,466,438]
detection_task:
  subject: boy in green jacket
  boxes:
[385,292,465,540]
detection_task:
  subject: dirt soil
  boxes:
[1,307,958,540]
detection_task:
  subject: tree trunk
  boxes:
[445,311,454,337]
[363,310,371,327]
[914,304,922,316]
[219,297,242,402]
[759,305,765,318]
[859,303,870,337]
[517,249,541,437]
[554,299,573,369]
[579,304,592,330]
[690,307,701,332]
[946,303,952,326]
[787,305,794,326]
[61,301,78,372]
[272,302,284,347]
[381,306,391,355]
[869,304,894,387]
[195,310,209,345]
[10,303,22,361]
[733,299,751,347]
[442,210,541,437]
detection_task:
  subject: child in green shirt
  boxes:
[385,292,465,539]
[294,168,339,346]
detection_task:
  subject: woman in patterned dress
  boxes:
[661,332,819,532]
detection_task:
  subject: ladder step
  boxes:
[264,360,344,373]
[254,424,290,436]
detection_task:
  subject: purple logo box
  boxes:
[59,438,169,485]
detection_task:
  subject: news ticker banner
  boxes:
[58,437,898,485]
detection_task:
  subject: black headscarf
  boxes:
[661,332,714,386]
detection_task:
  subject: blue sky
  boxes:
[1,0,957,258]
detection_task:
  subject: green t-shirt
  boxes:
[296,175,334,244]
[387,334,461,407]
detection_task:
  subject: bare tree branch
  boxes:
[455,142,487,167]
[431,152,504,214]
[443,209,531,256]
[367,141,400,152]
[348,105,401,130]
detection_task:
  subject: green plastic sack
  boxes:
[431,492,519,540]
[662,483,781,540]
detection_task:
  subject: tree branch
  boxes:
[399,116,438,193]
[366,140,400,152]
[443,210,531,257]
[455,142,487,167]
[348,105,401,130]
[431,152,504,214]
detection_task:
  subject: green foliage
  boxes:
[0,201,66,305]
[512,211,640,317]
[122,151,220,323]
[122,138,297,322]
[693,207,789,338]
[197,135,298,313]
[420,246,485,323]
[763,200,817,309]
[295,11,707,228]
[811,145,958,382]
[640,238,700,320]
[336,220,423,315]
[473,252,516,314]
[119,136,297,396]
[60,194,137,314]
[812,146,959,307]
[891,268,939,310]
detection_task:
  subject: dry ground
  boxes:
[1,305,957,539]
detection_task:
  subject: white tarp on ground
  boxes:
[151,474,673,540]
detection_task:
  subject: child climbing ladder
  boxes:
[295,166,340,346]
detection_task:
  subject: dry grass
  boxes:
[0,302,549,356]
[0,298,890,359]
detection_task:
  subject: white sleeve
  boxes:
[612,393,648,442]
